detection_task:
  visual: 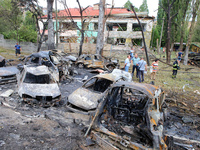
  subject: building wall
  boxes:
[0,34,48,53]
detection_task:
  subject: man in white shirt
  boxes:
[137,57,147,82]
[124,55,131,72]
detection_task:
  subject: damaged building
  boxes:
[40,4,154,48]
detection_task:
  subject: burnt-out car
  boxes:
[17,65,61,107]
[0,55,5,67]
[90,81,169,149]
[23,50,73,81]
[76,54,119,72]
[66,69,132,114]
[0,66,19,84]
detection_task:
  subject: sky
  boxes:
[39,0,159,17]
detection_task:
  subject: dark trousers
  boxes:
[132,65,139,77]
[172,70,177,78]
[138,70,144,82]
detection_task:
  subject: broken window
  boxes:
[84,77,113,93]
[62,22,77,30]
[106,23,127,31]
[132,23,146,31]
[94,23,98,30]
[85,56,91,60]
[94,55,102,61]
[23,73,51,84]
[117,38,126,45]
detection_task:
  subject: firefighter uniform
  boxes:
[172,60,179,78]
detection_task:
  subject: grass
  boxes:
[0,47,31,65]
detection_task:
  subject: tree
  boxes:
[139,0,149,14]
[47,0,55,50]
[19,0,49,52]
[96,0,105,55]
[178,0,191,51]
[0,0,23,42]
[184,0,200,65]
[124,0,139,11]
[159,0,178,64]
[192,12,200,42]
[61,0,91,56]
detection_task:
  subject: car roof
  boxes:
[92,73,119,82]
[112,81,159,98]
[24,65,50,75]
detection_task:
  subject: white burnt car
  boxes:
[66,69,132,114]
[17,65,61,107]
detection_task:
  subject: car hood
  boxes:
[19,83,61,98]
[68,87,102,110]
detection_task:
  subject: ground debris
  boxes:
[0,89,14,97]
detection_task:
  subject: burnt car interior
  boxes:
[23,73,52,84]
[98,86,154,146]
[83,77,113,93]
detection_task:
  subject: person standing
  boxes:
[124,55,131,72]
[172,59,180,79]
[15,43,21,56]
[151,59,159,80]
[177,50,183,61]
[130,47,134,59]
[131,53,140,78]
[137,57,147,83]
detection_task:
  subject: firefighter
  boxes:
[172,59,180,79]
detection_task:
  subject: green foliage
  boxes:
[139,0,149,14]
[124,0,139,12]
[192,14,200,42]
[0,1,37,43]
[19,25,37,43]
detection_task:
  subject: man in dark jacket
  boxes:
[172,59,180,79]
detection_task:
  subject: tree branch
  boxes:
[158,4,168,13]
[170,0,177,8]
[170,12,178,19]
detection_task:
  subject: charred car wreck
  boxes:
[17,65,61,107]
[22,50,72,81]
[76,54,119,72]
[67,69,132,115]
[87,81,170,149]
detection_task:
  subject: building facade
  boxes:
[40,4,154,48]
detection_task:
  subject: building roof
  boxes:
[42,7,154,19]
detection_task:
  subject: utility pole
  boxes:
[55,0,58,48]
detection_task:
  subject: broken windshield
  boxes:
[84,77,113,93]
[23,73,51,84]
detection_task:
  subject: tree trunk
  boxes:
[178,0,190,51]
[184,0,200,65]
[47,0,55,50]
[79,31,84,56]
[96,0,105,55]
[166,9,171,64]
